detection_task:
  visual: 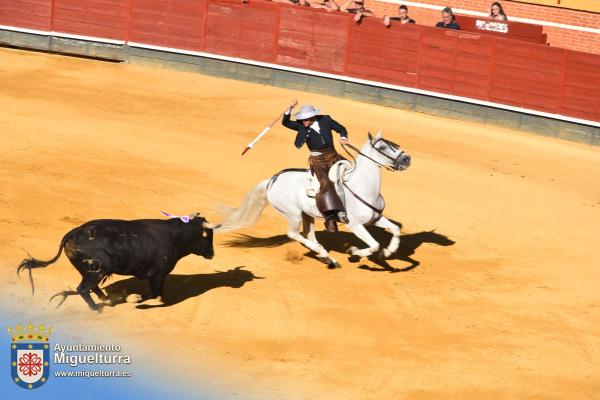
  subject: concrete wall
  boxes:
[0,31,125,61]
[1,29,598,146]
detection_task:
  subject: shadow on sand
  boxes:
[51,266,263,310]
[223,220,455,273]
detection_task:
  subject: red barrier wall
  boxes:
[0,0,52,31]
[129,0,206,50]
[1,0,599,123]
[491,40,564,113]
[205,0,278,61]
[277,6,349,74]
[561,51,600,121]
[53,0,128,40]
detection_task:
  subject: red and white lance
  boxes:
[241,105,291,156]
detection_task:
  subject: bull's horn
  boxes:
[203,222,221,230]
[189,213,202,220]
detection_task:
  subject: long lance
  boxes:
[241,106,290,156]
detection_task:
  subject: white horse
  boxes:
[218,132,411,267]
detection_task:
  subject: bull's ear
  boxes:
[188,213,201,220]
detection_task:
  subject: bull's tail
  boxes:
[17,232,71,295]
[217,180,269,232]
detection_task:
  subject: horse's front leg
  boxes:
[287,216,340,268]
[348,224,380,258]
[374,216,401,258]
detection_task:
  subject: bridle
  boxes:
[341,137,406,172]
[339,136,407,221]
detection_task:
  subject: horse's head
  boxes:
[366,131,411,171]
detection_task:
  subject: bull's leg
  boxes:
[374,216,401,258]
[123,272,166,305]
[92,286,111,305]
[348,224,380,258]
[288,214,339,268]
[76,275,103,312]
[147,272,167,303]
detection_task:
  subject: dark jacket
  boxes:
[436,21,460,30]
[282,113,348,150]
[390,17,415,23]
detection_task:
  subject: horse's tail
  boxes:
[17,230,72,295]
[217,180,270,232]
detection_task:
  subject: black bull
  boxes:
[17,214,220,312]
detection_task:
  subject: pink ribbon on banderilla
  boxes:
[160,211,190,223]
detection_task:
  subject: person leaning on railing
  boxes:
[341,0,374,23]
[271,0,312,6]
[435,7,460,30]
[384,4,415,27]
[267,0,339,11]
[490,2,508,20]
[310,0,340,12]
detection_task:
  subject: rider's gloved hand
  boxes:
[286,100,298,115]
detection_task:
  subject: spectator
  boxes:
[384,5,415,27]
[273,0,311,6]
[490,2,507,20]
[341,0,374,23]
[435,7,460,30]
[311,0,340,12]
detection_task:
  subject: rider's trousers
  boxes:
[308,147,346,217]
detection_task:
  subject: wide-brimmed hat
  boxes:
[294,104,321,120]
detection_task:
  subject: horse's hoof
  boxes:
[317,255,331,263]
[348,254,361,263]
[347,246,359,256]
[317,255,340,269]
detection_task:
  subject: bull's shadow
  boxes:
[223,220,454,272]
[101,266,262,309]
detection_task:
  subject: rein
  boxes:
[340,140,393,218]
[341,141,397,172]
[342,181,384,217]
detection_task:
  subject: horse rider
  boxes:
[282,100,349,233]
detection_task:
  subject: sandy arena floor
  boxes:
[1,47,599,399]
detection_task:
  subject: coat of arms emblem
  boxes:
[8,323,52,390]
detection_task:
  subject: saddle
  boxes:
[306,160,353,201]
